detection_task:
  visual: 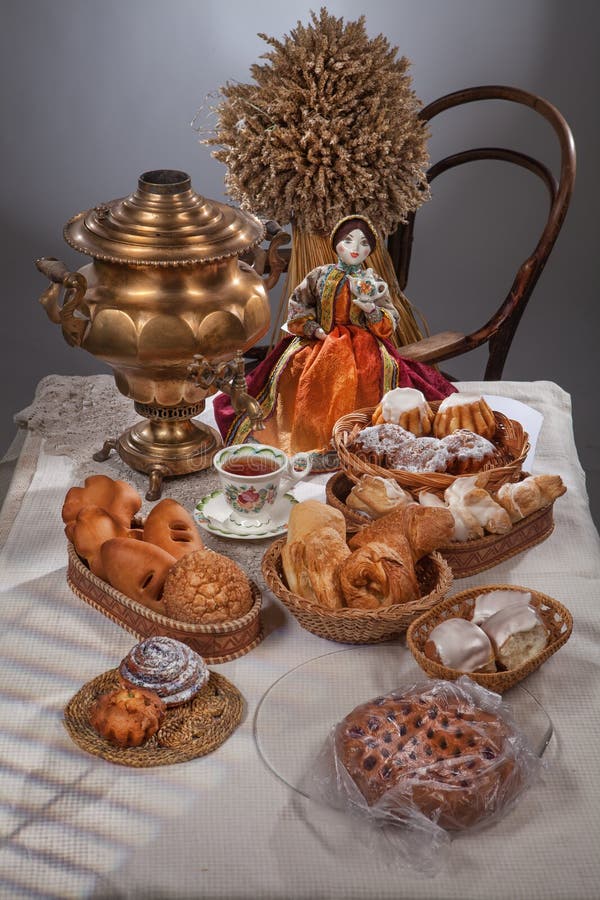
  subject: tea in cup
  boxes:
[213,444,312,527]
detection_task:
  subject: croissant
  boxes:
[346,475,413,519]
[282,527,350,609]
[339,537,419,609]
[445,476,512,536]
[347,503,454,561]
[495,475,566,522]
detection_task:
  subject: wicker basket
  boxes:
[332,403,529,494]
[326,471,555,578]
[262,537,453,643]
[67,543,263,663]
[406,585,573,693]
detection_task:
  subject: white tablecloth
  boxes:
[1,379,599,899]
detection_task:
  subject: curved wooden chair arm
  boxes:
[389,85,576,379]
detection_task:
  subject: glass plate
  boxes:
[254,644,553,799]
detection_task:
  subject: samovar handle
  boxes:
[36,257,89,348]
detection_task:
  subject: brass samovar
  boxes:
[36,169,279,499]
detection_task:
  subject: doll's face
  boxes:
[335,228,372,266]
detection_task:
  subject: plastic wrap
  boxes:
[311,676,544,874]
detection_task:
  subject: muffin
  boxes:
[433,394,497,441]
[372,387,434,436]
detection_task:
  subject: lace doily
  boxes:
[15,375,269,583]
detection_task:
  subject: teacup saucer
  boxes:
[194,490,298,540]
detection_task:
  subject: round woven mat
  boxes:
[64,668,244,767]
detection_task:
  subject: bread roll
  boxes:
[119,636,209,707]
[481,604,548,670]
[424,618,496,673]
[62,474,142,529]
[89,686,165,747]
[335,687,520,830]
[143,498,203,560]
[100,538,175,614]
[285,500,346,544]
[283,527,350,609]
[162,549,253,624]
[66,506,130,581]
[339,537,418,609]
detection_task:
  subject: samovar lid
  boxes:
[63,169,265,265]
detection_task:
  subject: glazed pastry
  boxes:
[424,618,496,672]
[100,538,176,615]
[372,387,434,436]
[62,474,142,529]
[441,430,497,475]
[284,527,350,609]
[339,537,418,609]
[347,503,454,562]
[119,636,209,707]
[143,498,204,560]
[335,686,519,830]
[481,604,548,670]
[444,476,512,536]
[418,489,483,542]
[66,505,130,581]
[89,686,166,747]
[346,475,413,519]
[162,549,253,625]
[387,436,450,473]
[495,474,566,522]
[433,394,497,441]
[471,589,532,626]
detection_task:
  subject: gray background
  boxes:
[1,0,598,524]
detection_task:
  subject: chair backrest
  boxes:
[387,85,576,380]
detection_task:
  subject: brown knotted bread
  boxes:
[89,686,166,748]
[335,686,520,830]
[100,538,175,615]
[62,474,142,529]
[347,503,454,562]
[143,498,204,560]
[66,505,130,581]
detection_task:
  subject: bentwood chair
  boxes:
[249,85,575,380]
[386,85,576,380]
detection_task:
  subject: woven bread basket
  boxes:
[326,471,556,578]
[67,543,263,663]
[332,403,529,494]
[261,537,453,643]
[406,584,572,693]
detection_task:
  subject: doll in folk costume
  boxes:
[214,215,455,455]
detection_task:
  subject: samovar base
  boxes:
[93,413,222,501]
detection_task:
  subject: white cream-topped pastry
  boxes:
[471,589,532,625]
[424,617,495,672]
[373,388,434,435]
[433,394,497,441]
[480,603,547,669]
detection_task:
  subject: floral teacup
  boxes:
[213,444,312,527]
[350,267,387,300]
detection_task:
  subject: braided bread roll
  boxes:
[348,503,454,561]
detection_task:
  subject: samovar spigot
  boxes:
[187,351,265,430]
